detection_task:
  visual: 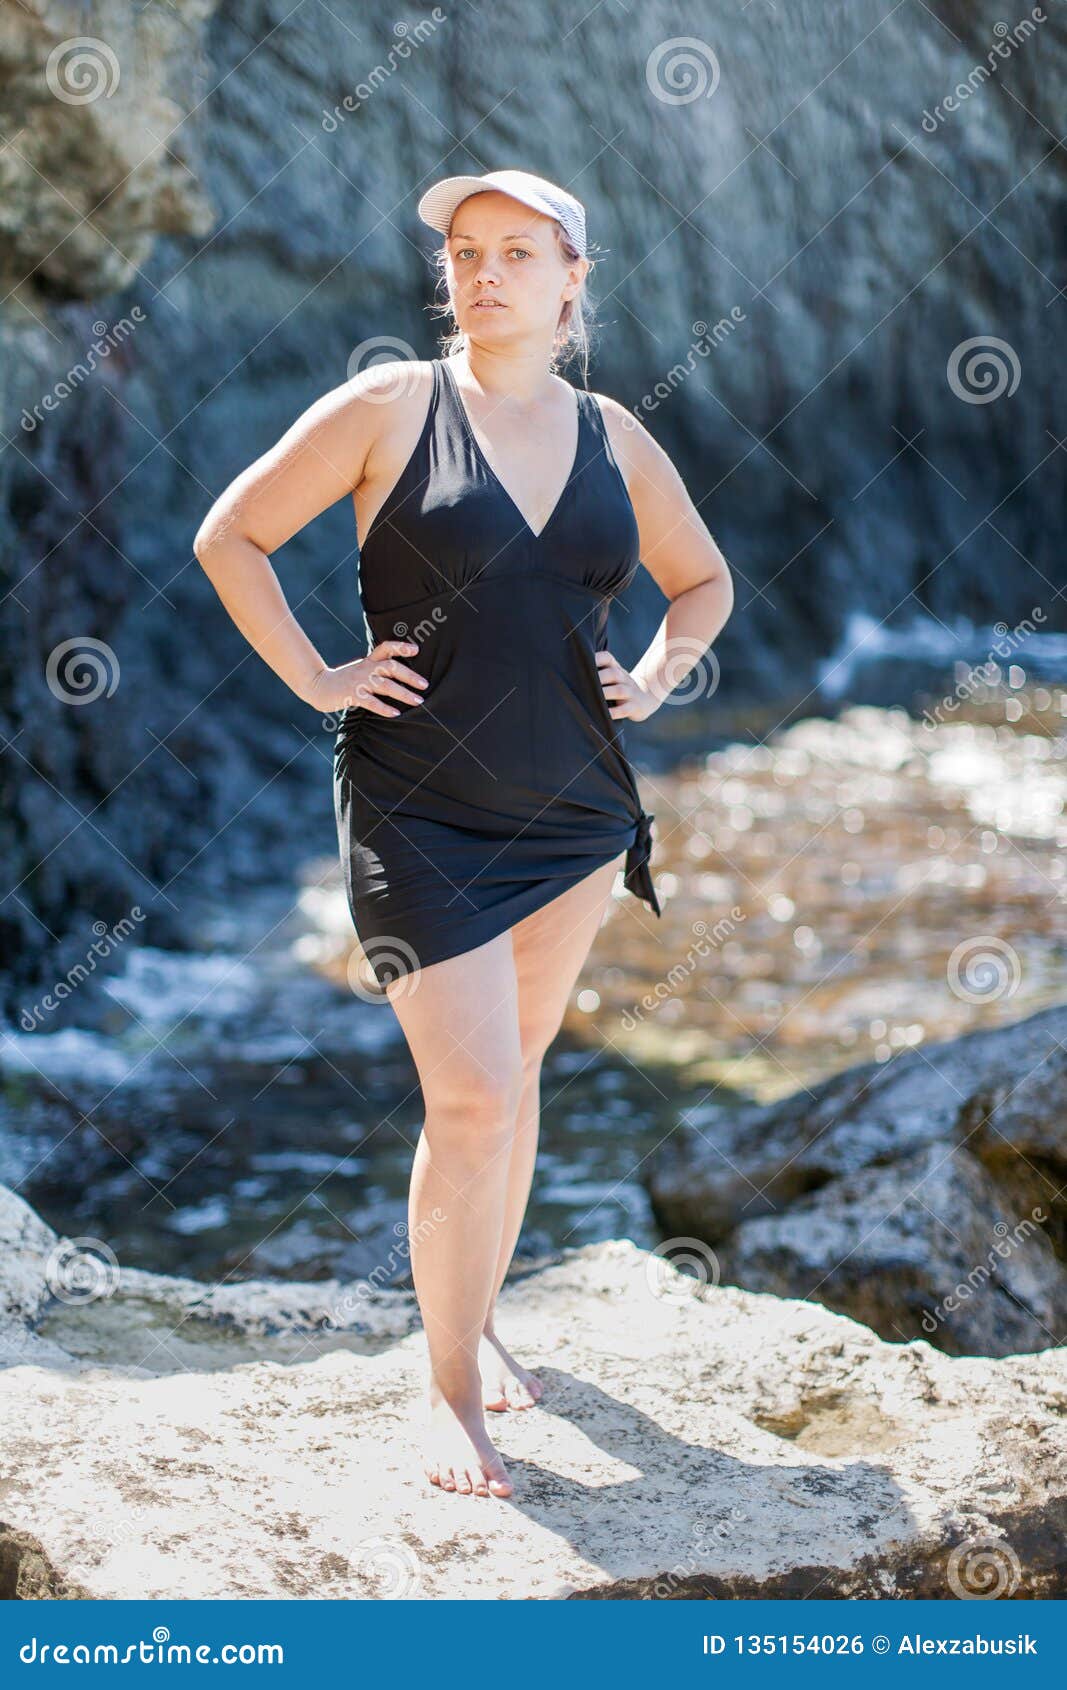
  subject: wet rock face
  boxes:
[2,1182,1067,1599]
[2,0,1065,993]
[646,1004,1067,1358]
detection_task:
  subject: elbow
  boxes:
[193,512,230,579]
[193,519,215,570]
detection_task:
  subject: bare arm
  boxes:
[192,366,428,717]
[595,396,735,720]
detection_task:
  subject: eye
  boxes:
[456,247,477,260]
[509,247,532,259]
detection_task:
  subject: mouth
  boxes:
[471,298,505,310]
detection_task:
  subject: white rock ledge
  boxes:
[1,1184,1065,1600]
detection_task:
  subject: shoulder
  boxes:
[585,389,679,492]
[309,358,436,433]
[300,359,437,478]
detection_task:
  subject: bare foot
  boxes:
[479,1328,544,1413]
[424,1381,512,1498]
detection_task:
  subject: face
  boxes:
[445,190,588,345]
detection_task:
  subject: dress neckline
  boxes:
[439,357,584,543]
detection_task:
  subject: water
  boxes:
[4,669,1065,1292]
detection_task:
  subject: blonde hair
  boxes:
[430,223,600,387]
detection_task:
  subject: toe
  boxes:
[483,1386,509,1413]
[441,1467,456,1492]
[484,1458,512,1499]
[455,1468,473,1494]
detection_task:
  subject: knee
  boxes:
[424,1062,524,1147]
[519,1019,559,1075]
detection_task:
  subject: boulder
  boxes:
[1,1183,1065,1599]
[646,1005,1067,1357]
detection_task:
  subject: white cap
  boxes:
[417,169,587,258]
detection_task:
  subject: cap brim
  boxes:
[416,177,500,235]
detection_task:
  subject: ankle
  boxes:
[429,1361,482,1412]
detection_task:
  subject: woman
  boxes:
[194,167,733,1501]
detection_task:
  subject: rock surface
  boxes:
[646,1004,1067,1357]
[2,0,1065,1002]
[1,1183,1065,1599]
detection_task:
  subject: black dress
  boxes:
[333,356,662,987]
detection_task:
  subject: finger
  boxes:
[379,659,429,690]
[368,676,426,706]
[357,694,400,718]
[374,640,420,659]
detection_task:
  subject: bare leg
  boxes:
[479,854,623,1411]
[384,929,523,1497]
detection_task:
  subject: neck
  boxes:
[457,339,559,404]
